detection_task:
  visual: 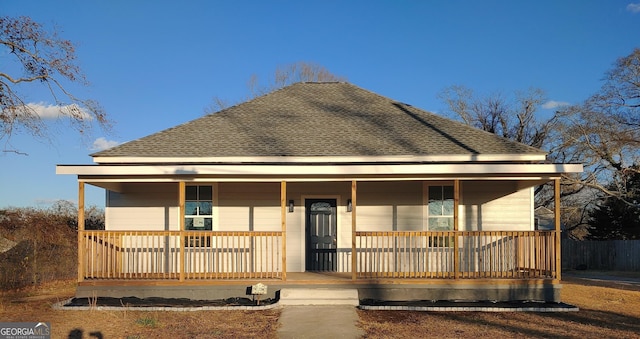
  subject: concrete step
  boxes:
[278,288,359,306]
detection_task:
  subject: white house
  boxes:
[57,82,582,302]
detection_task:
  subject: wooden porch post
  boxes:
[179,181,185,282]
[351,180,357,280]
[77,181,85,283]
[554,178,561,281]
[281,181,287,281]
[453,179,460,279]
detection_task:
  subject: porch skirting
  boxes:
[75,278,561,303]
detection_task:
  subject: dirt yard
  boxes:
[1,275,639,338]
[359,273,640,338]
[0,280,281,338]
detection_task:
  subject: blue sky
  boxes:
[1,1,640,208]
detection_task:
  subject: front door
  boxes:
[305,199,337,271]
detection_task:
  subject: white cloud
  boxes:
[627,3,640,13]
[90,137,120,151]
[26,102,92,120]
[542,100,570,109]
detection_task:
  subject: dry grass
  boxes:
[358,278,640,338]
[0,280,280,338]
[1,277,639,338]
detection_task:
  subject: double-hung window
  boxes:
[428,185,454,230]
[427,185,454,247]
[185,185,213,231]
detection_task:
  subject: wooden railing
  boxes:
[355,231,557,279]
[80,230,557,281]
[80,231,283,280]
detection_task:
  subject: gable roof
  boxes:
[92,82,546,163]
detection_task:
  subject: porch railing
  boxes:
[80,231,283,280]
[80,230,557,281]
[355,231,557,279]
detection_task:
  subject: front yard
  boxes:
[1,274,639,338]
[359,280,640,338]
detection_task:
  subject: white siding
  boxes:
[106,183,179,231]
[288,182,352,272]
[357,181,424,231]
[104,179,536,274]
[217,183,281,232]
[460,181,533,231]
[287,181,423,272]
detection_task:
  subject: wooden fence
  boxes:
[562,239,640,271]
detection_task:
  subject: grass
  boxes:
[135,315,158,328]
[1,276,639,338]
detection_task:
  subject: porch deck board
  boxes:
[77,272,559,287]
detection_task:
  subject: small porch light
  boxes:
[288,200,294,213]
[347,199,352,212]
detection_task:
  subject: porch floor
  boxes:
[79,271,357,287]
[78,270,558,287]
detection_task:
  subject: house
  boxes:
[57,82,582,302]
[534,206,556,231]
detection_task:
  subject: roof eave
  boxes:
[57,163,583,177]
[91,154,548,164]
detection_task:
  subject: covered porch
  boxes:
[73,174,564,285]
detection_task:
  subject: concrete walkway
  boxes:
[277,288,363,338]
[277,305,364,339]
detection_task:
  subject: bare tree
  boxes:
[439,85,593,235]
[438,86,553,149]
[526,48,640,238]
[556,48,640,207]
[0,16,110,154]
[205,61,346,114]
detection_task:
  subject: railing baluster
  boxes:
[101,232,105,279]
[83,230,554,282]
[77,230,281,281]
[351,230,555,282]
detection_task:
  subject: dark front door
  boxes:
[305,199,337,271]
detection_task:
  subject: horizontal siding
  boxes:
[103,180,536,272]
[288,182,350,272]
[460,181,532,231]
[218,183,281,232]
[104,181,535,233]
[106,183,179,231]
[397,205,424,231]
[357,181,423,232]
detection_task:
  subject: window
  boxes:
[427,185,454,247]
[185,185,213,231]
[428,185,454,231]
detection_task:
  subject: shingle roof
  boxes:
[92,82,545,160]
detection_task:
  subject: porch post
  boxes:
[554,178,561,280]
[351,180,357,280]
[179,181,185,282]
[281,181,287,281]
[453,179,460,279]
[77,181,85,283]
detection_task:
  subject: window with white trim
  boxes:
[185,185,213,231]
[427,185,454,247]
[427,185,454,231]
